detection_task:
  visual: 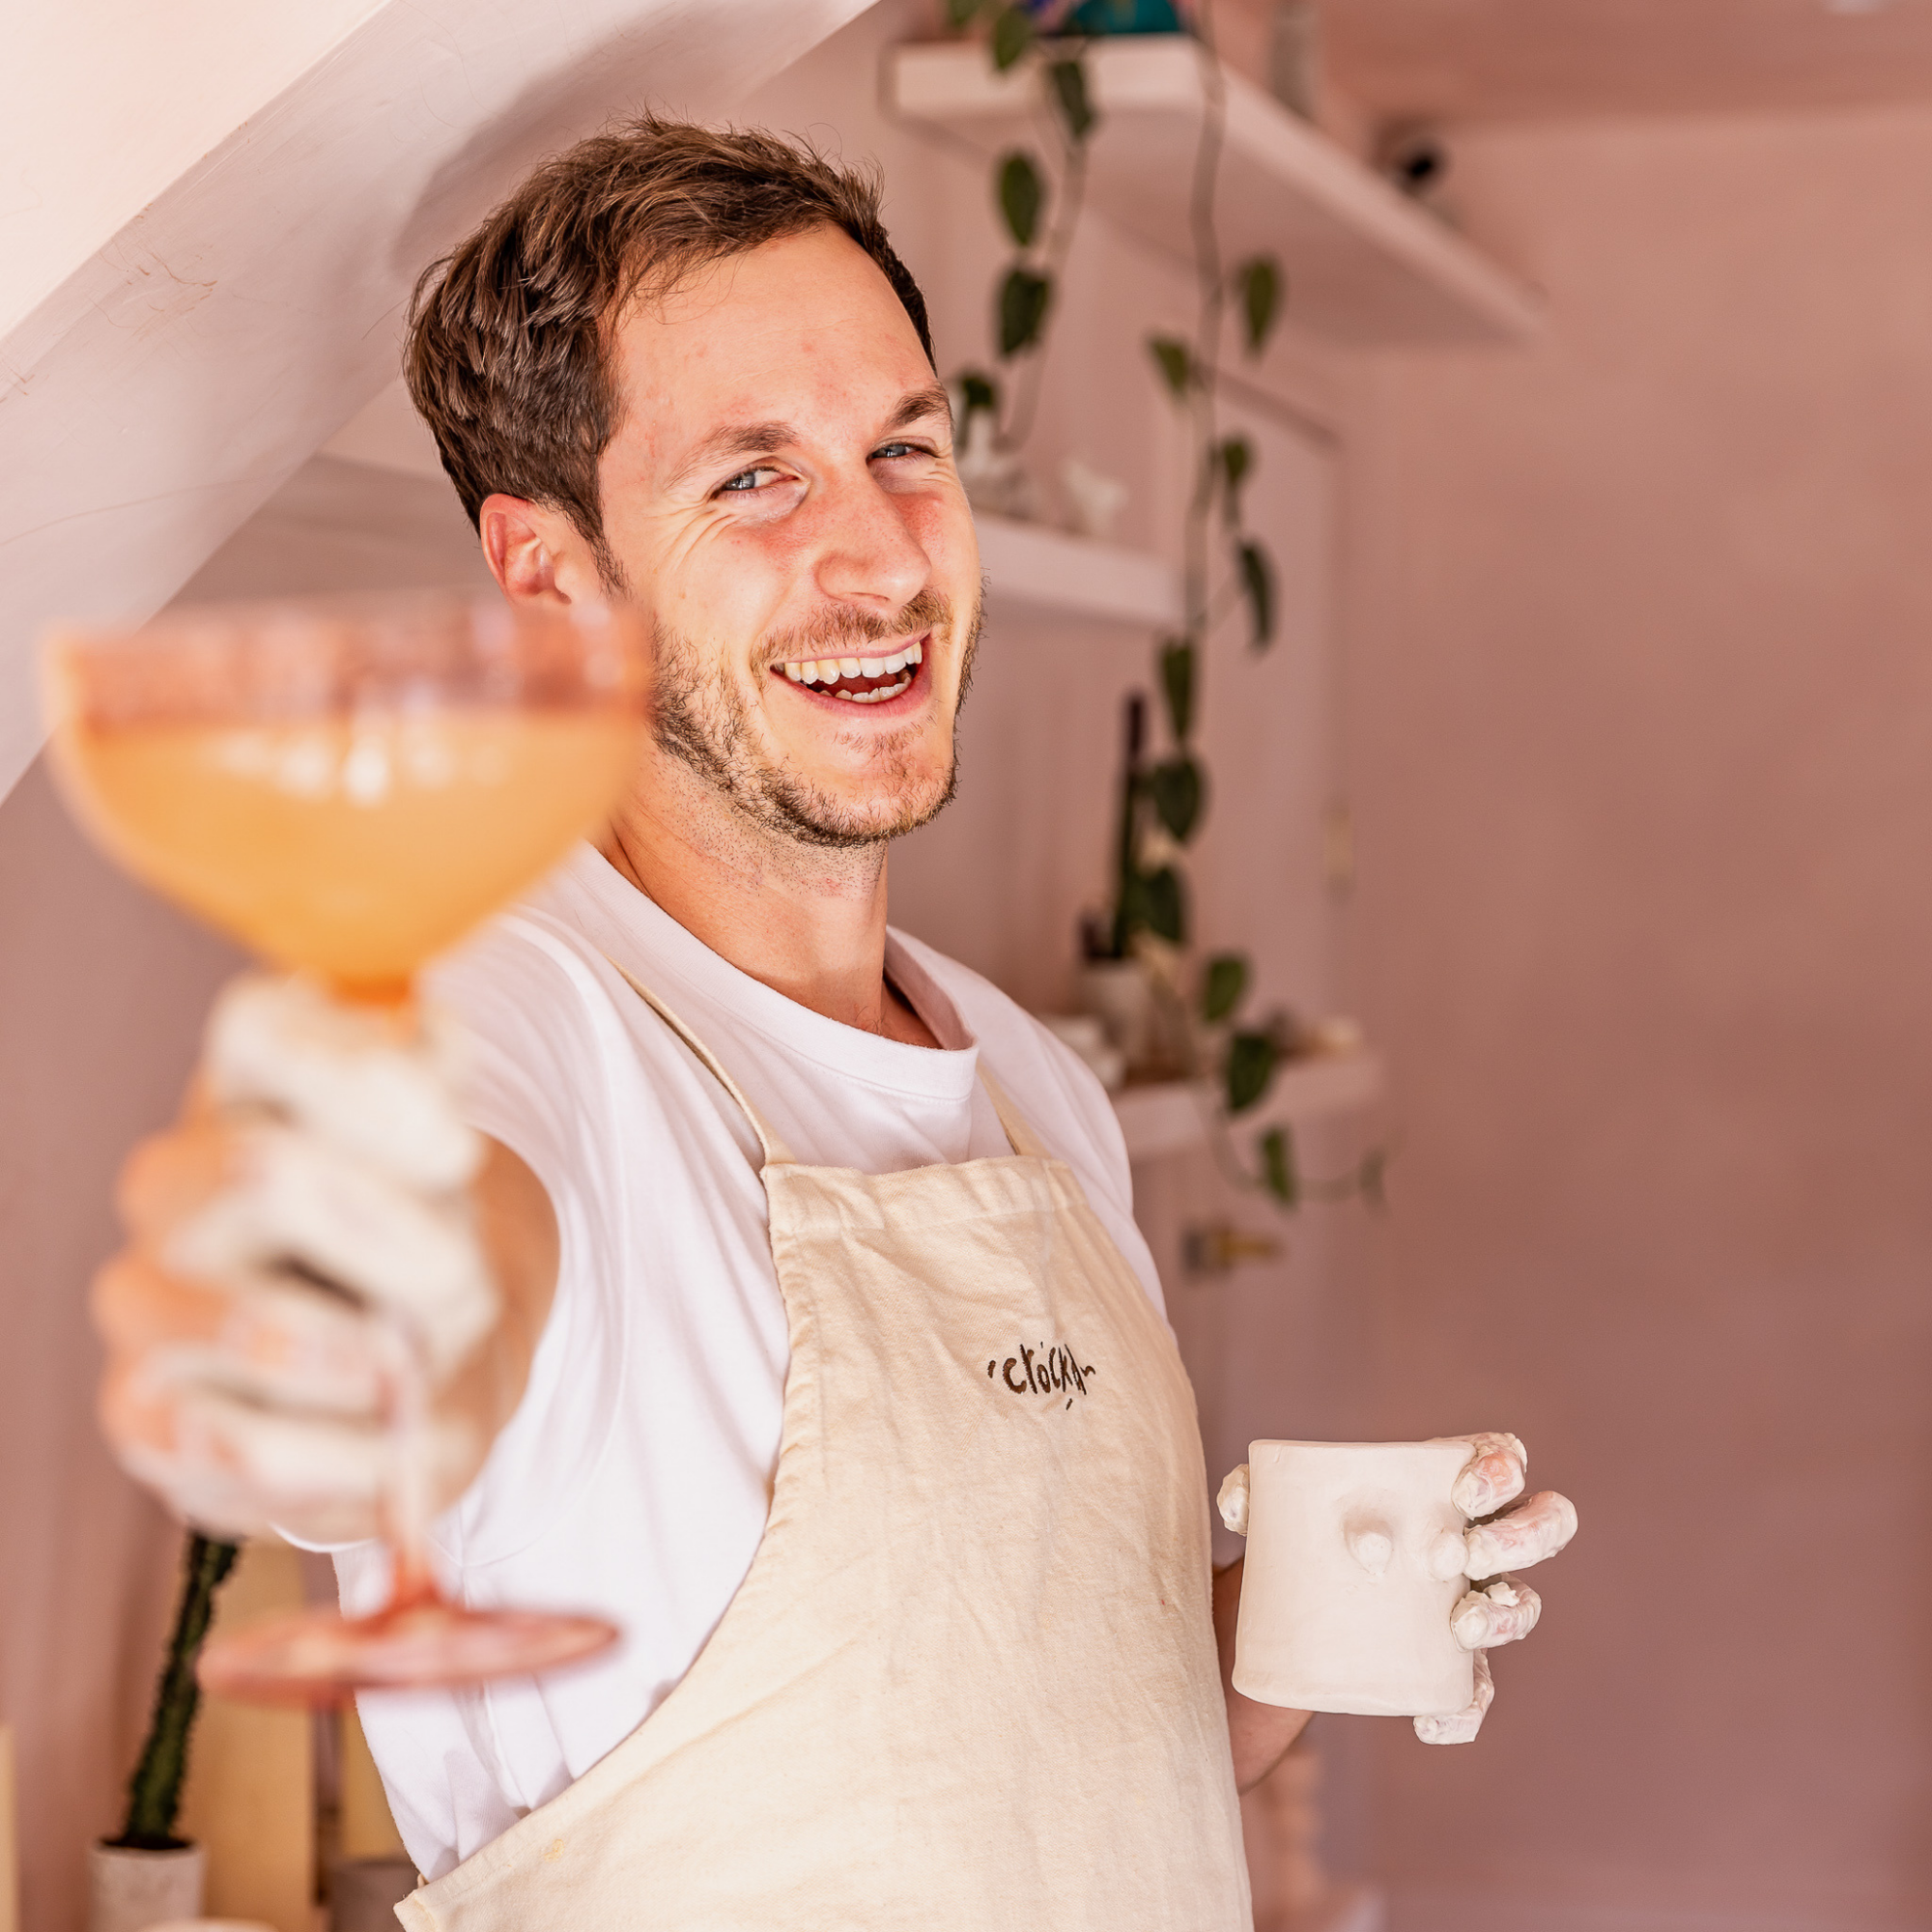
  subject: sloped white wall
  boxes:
[0,0,877,801]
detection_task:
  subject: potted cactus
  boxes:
[88,1533,238,1932]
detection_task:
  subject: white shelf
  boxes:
[977,512,1181,627]
[1113,1049,1385,1162]
[890,39,1542,347]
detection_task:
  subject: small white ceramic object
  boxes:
[1077,960,1155,1074]
[1060,456,1129,542]
[87,1840,205,1932]
[1222,1439,1473,1718]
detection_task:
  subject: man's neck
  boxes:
[596,758,937,1047]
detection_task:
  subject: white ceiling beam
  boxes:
[0,0,877,802]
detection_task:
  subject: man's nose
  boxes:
[810,469,932,616]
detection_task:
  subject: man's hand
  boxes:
[93,975,557,1546]
[1413,1432,1578,1746]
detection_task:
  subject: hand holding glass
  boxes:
[45,591,648,1703]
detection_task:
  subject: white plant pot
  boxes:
[88,1839,205,1932]
[1078,960,1155,1074]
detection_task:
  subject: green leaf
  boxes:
[1237,539,1275,649]
[1158,639,1194,742]
[957,367,1000,423]
[1218,434,1253,526]
[1236,255,1283,356]
[991,3,1035,70]
[1149,335,1193,399]
[1139,865,1185,944]
[946,0,984,24]
[998,267,1052,356]
[997,150,1045,249]
[1260,1125,1299,1207]
[1226,1028,1279,1114]
[1149,755,1203,842]
[1046,58,1097,142]
[1201,952,1248,1024]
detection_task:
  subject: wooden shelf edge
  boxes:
[1114,1049,1385,1163]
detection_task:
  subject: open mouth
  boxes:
[772,638,924,705]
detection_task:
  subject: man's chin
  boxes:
[762,757,959,849]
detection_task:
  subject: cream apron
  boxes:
[398,976,1250,1932]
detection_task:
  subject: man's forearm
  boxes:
[1213,1557,1311,1792]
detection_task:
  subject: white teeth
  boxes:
[836,674,913,704]
[781,652,917,697]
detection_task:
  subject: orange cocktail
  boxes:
[60,709,640,997]
[45,591,648,1702]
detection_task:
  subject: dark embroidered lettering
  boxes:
[987,1337,1097,1409]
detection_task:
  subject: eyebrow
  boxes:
[674,384,954,491]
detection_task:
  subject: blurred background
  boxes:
[4,1,1931,1927]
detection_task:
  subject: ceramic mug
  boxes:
[1221,1439,1473,1717]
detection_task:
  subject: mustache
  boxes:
[755,587,954,668]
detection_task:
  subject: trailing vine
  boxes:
[951,0,1384,1215]
[944,1,1097,460]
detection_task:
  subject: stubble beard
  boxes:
[649,586,981,851]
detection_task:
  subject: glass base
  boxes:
[197,1595,619,1706]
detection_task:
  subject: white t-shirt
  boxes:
[340,845,1161,1881]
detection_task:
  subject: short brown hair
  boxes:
[404,116,934,565]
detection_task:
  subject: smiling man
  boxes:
[94,120,1574,1928]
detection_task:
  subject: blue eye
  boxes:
[719,467,781,494]
[872,442,922,461]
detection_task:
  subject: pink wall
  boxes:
[0,759,241,1931]
[1344,106,1932,1929]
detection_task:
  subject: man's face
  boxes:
[596,224,980,848]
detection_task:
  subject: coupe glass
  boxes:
[44,591,647,1704]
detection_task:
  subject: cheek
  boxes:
[658,524,797,638]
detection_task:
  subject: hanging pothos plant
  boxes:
[951,0,1383,1215]
[944,0,1097,463]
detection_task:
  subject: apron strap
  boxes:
[604,957,797,1168]
[977,1066,1049,1160]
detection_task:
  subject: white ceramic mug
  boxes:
[1222,1439,1473,1718]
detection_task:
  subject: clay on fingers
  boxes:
[1443,1431,1528,1518]
[1450,1577,1542,1651]
[1413,1650,1494,1747]
[1463,1489,1577,1577]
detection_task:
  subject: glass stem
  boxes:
[384,1326,438,1610]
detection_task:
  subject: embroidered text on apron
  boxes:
[398,971,1249,1930]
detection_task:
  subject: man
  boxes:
[96,121,1575,1924]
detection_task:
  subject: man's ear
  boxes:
[479,495,599,607]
